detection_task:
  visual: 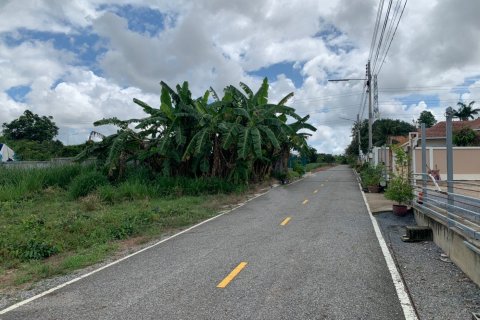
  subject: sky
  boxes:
[1,0,480,153]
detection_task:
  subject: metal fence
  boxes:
[412,176,480,241]
[412,109,480,245]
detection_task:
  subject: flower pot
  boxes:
[393,204,408,216]
[367,185,380,193]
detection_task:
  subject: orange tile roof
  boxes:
[388,135,409,144]
[419,118,480,138]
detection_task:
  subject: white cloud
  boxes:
[1,0,479,154]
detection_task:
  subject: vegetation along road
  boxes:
[0,166,413,319]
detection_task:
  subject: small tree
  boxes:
[453,127,478,146]
[417,111,437,128]
[385,146,414,205]
[2,110,59,142]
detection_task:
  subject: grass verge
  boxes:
[0,182,248,291]
[305,162,330,172]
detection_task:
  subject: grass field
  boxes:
[0,165,247,290]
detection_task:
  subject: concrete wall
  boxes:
[412,147,480,180]
[0,158,94,169]
[414,209,480,286]
[372,147,390,167]
[424,139,446,147]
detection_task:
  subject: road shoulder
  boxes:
[374,207,480,319]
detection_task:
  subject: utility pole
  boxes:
[367,60,373,155]
[357,114,361,162]
[328,67,372,163]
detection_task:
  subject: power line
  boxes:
[376,0,402,72]
[288,86,480,105]
[369,0,386,62]
[372,0,393,72]
[379,84,480,91]
[376,0,408,74]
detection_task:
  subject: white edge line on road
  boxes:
[0,188,272,315]
[358,181,418,320]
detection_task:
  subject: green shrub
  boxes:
[384,176,414,205]
[360,164,383,187]
[453,127,479,146]
[271,170,288,182]
[69,171,108,199]
[292,160,305,175]
[16,239,59,261]
[287,168,300,179]
[117,180,152,200]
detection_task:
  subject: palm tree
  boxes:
[453,101,480,121]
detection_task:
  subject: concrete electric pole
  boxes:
[367,60,373,154]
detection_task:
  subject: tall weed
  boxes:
[0,164,92,201]
[69,171,108,199]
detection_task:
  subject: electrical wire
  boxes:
[372,0,393,72]
[369,0,386,62]
[376,0,402,72]
[376,0,408,74]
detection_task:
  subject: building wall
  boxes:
[413,147,480,180]
[425,139,446,147]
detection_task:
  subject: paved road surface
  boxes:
[1,165,405,319]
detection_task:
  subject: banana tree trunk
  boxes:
[212,135,222,177]
[273,145,290,174]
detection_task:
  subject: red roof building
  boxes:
[417,118,480,146]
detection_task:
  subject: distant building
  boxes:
[416,118,480,147]
[0,143,15,162]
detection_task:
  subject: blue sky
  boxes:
[6,85,31,102]
[249,62,304,88]
[1,0,480,153]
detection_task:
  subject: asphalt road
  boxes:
[1,165,405,319]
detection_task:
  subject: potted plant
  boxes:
[385,146,414,216]
[360,164,383,193]
[384,176,414,216]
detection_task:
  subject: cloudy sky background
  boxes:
[1,0,479,153]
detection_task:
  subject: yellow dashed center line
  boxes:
[302,199,309,205]
[313,189,318,194]
[217,262,247,288]
[280,217,291,226]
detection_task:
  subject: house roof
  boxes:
[388,135,409,145]
[419,118,480,138]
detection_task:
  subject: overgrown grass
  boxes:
[305,162,328,172]
[0,164,92,201]
[0,165,247,289]
[287,168,300,179]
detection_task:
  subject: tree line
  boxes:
[1,110,82,160]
